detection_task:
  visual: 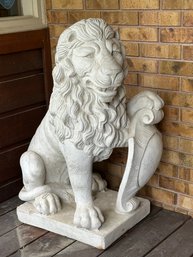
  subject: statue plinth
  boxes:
[17,190,150,249]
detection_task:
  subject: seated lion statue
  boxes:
[19,18,164,230]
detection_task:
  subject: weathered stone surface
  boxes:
[17,19,163,246]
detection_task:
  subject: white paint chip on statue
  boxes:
[17,18,164,249]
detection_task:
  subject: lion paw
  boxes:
[73,204,104,230]
[92,173,107,193]
[34,193,61,215]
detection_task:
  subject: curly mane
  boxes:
[49,19,128,162]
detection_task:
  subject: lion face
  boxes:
[70,39,125,103]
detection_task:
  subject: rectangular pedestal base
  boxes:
[17,190,150,249]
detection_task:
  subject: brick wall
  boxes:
[46,0,193,216]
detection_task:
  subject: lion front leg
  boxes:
[61,140,104,230]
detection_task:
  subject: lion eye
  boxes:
[74,47,95,58]
[84,52,95,58]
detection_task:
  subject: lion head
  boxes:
[49,19,129,161]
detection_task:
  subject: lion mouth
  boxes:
[97,86,116,94]
[95,86,118,102]
[84,79,120,102]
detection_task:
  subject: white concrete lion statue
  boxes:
[18,18,164,230]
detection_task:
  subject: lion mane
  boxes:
[49,19,129,162]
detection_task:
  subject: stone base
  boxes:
[17,190,150,249]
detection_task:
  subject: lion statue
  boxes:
[18,18,164,230]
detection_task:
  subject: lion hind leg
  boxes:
[92,173,107,193]
[20,150,46,192]
[19,151,61,215]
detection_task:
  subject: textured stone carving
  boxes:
[18,18,164,230]
[116,91,164,213]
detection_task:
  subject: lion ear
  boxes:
[67,31,77,42]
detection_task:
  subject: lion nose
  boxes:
[102,66,122,76]
[101,57,122,77]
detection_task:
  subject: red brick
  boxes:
[163,0,193,9]
[161,28,193,43]
[46,0,52,9]
[147,174,159,187]
[161,149,181,166]
[162,204,175,212]
[160,60,193,76]
[68,11,100,23]
[140,43,180,59]
[49,24,66,37]
[140,185,177,205]
[175,207,188,215]
[179,138,193,154]
[102,174,121,191]
[50,38,58,50]
[120,0,159,9]
[47,10,68,24]
[52,0,83,9]
[109,148,128,165]
[139,74,179,90]
[107,163,123,178]
[159,121,193,138]
[181,78,193,92]
[187,183,193,196]
[183,11,193,26]
[181,108,193,123]
[125,85,143,100]
[123,42,139,56]
[158,91,193,108]
[179,167,193,182]
[163,106,179,121]
[124,73,138,85]
[140,11,181,26]
[119,27,158,41]
[101,11,138,25]
[86,0,119,9]
[178,194,193,211]
[163,135,179,150]
[127,58,157,73]
[159,176,187,194]
[157,162,178,178]
[183,46,193,60]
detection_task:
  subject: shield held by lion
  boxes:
[18,19,164,230]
